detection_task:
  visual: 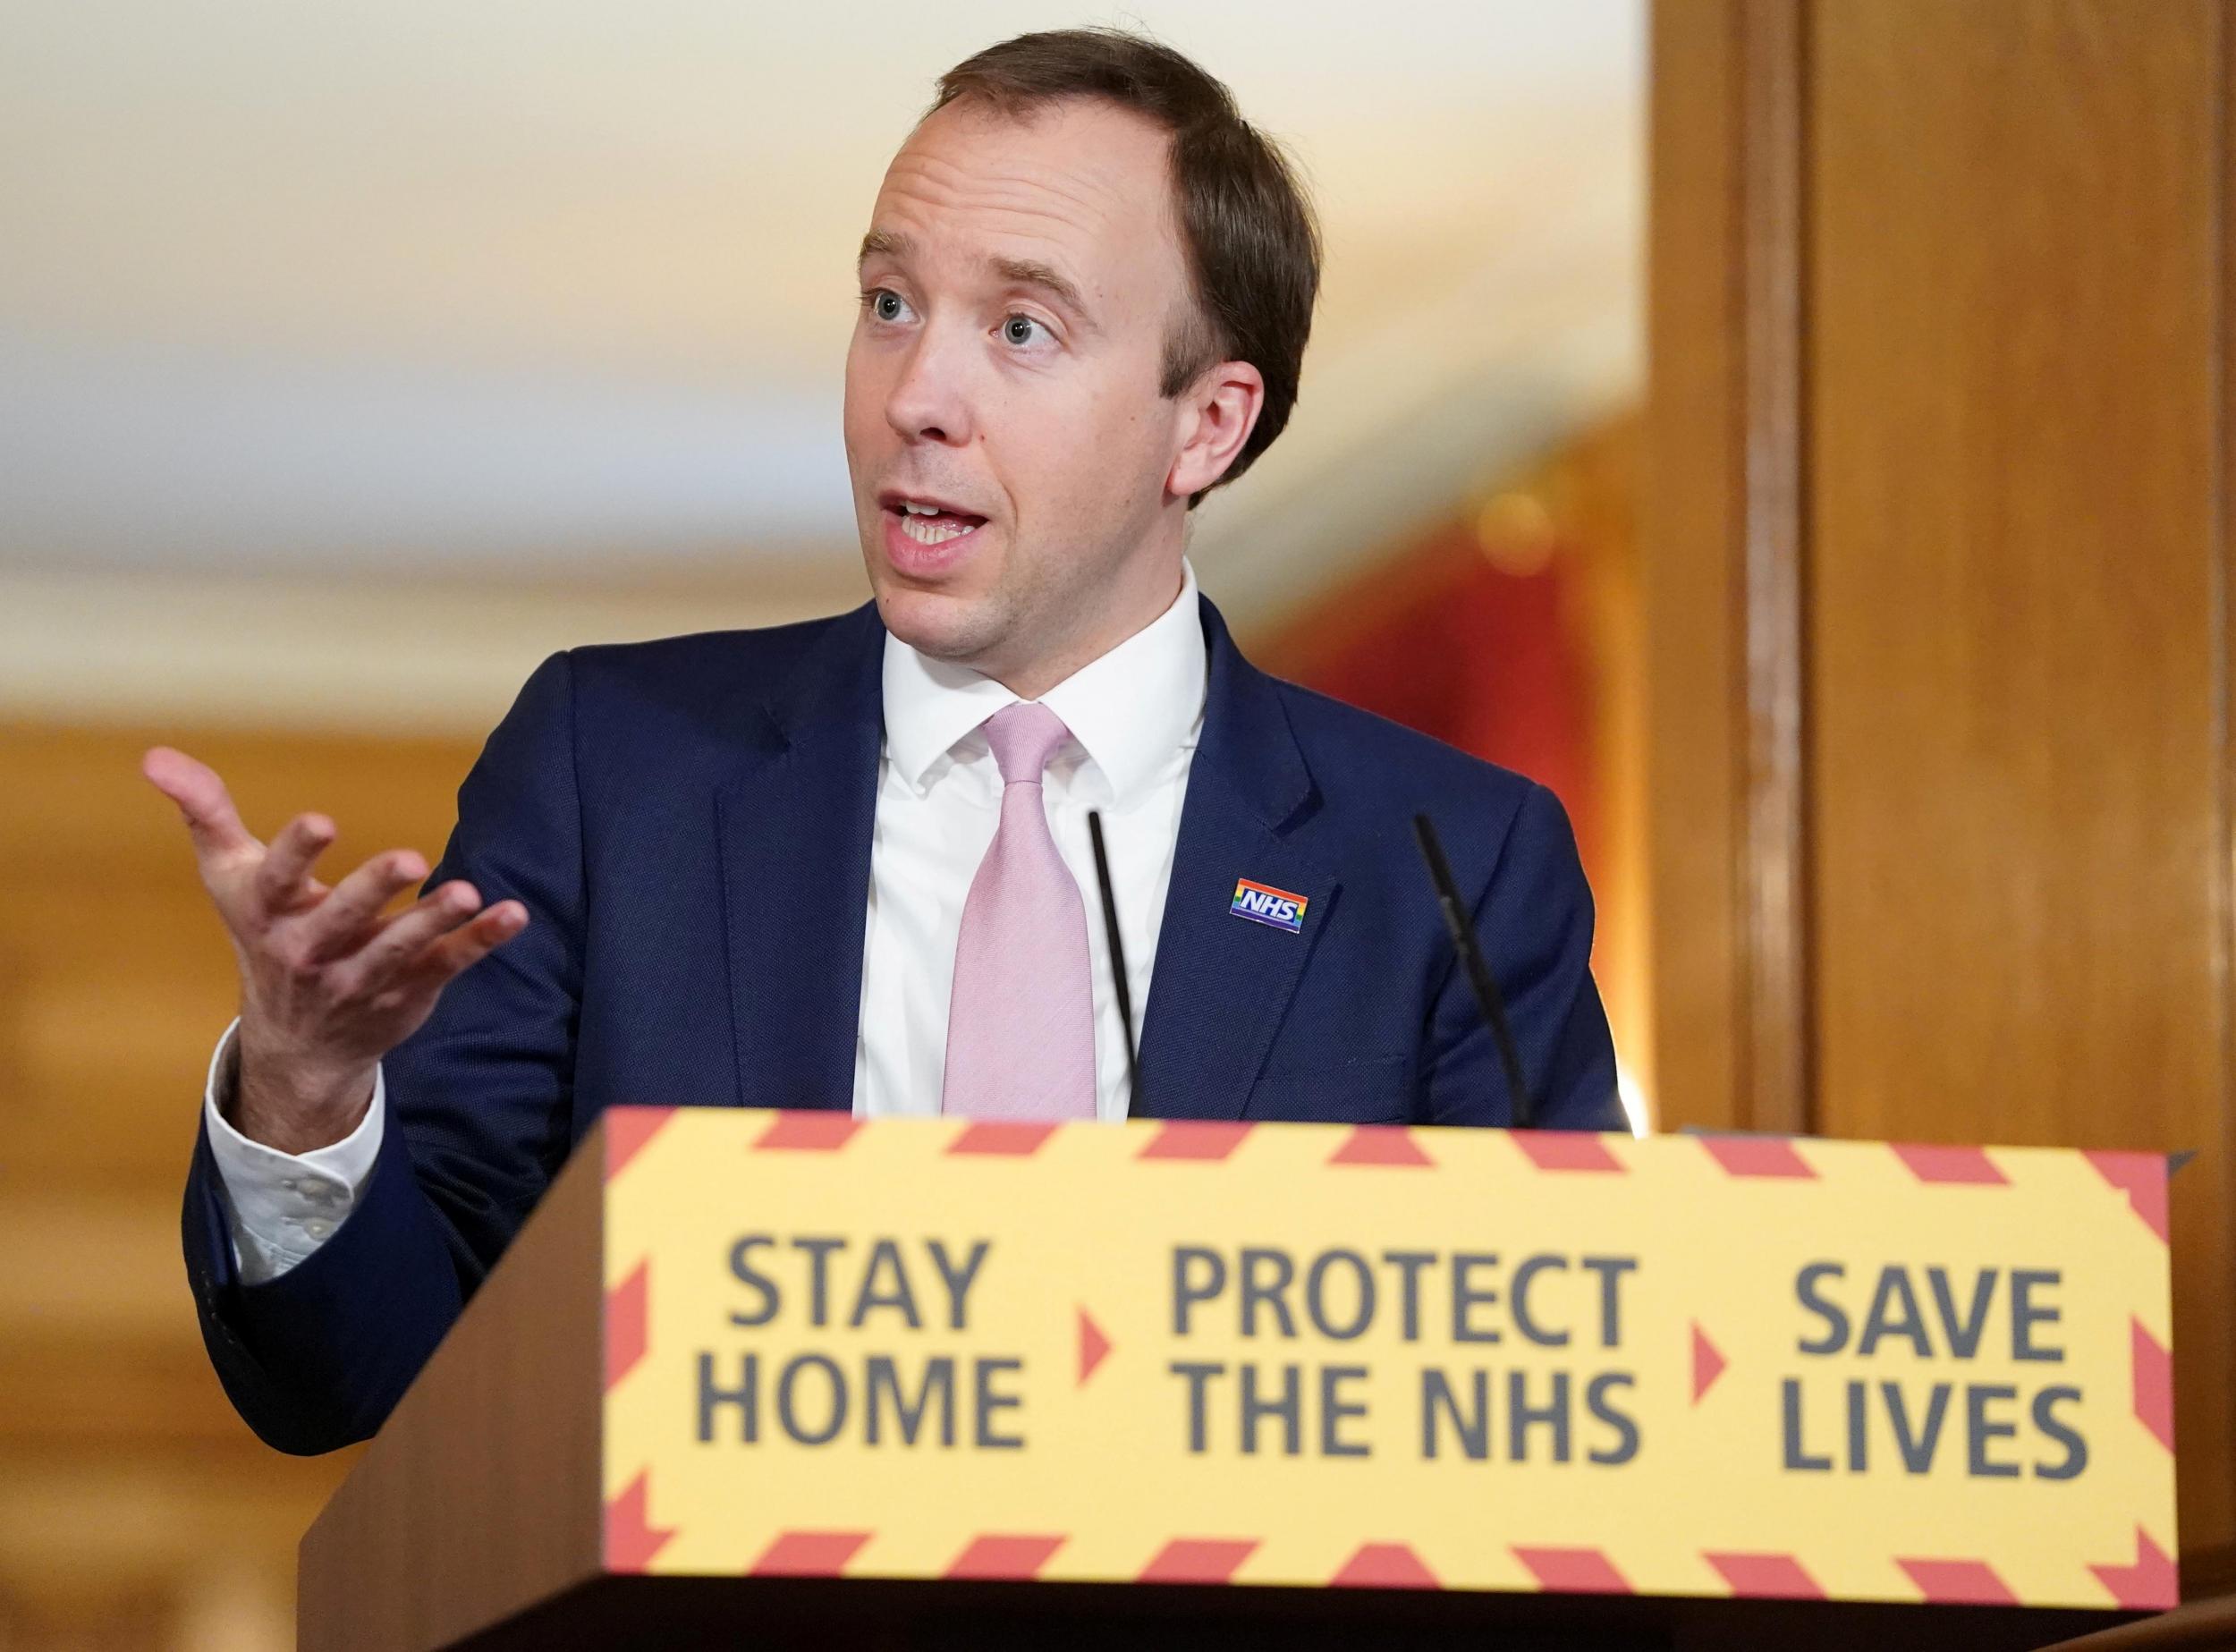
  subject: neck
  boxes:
[987,556,1186,700]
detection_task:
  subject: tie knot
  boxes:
[983,700,1071,784]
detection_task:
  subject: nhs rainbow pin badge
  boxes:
[1229,877,1308,934]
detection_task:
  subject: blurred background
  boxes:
[5,0,2234,1645]
[0,4,1645,1641]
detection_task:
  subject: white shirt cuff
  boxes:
[201,1019,385,1284]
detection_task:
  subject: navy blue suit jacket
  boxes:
[183,596,1622,1453]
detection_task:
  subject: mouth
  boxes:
[878,489,990,546]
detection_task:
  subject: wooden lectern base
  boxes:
[449,1572,2135,1650]
[2040,1593,2236,1650]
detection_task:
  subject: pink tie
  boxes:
[940,702,1097,1122]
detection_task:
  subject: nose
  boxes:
[884,325,974,448]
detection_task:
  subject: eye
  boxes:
[1001,313,1049,348]
[862,289,912,324]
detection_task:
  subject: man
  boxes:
[147,28,1623,1457]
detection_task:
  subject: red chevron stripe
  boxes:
[748,1530,871,1577]
[1510,1131,1628,1173]
[604,1259,649,1392]
[1691,1323,1726,1404]
[753,1112,861,1152]
[1329,1125,1436,1166]
[1138,1538,1257,1583]
[2089,1526,2179,1611]
[603,1106,678,1180]
[1330,1543,1439,1588]
[1078,1308,1113,1385]
[1704,1551,1823,1599]
[1512,1546,1631,1594]
[2083,1149,2172,1244]
[1138,1122,1254,1161]
[945,1534,1065,1580]
[1698,1135,1816,1179]
[1889,1143,2007,1185]
[1897,1557,2016,1605]
[602,1472,675,1573]
[2133,1318,2175,1452]
[948,1122,1061,1156]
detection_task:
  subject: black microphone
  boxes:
[1412,813,1534,1130]
[1087,810,1142,1115]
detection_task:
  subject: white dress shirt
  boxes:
[203,563,1207,1282]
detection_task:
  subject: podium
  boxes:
[296,1109,2181,1650]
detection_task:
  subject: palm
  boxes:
[141,746,528,1151]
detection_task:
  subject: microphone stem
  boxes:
[1088,810,1142,1115]
[1413,814,1534,1129]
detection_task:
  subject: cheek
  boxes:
[979,368,1172,524]
[841,343,885,448]
[1089,390,1177,502]
[1031,406,1156,518]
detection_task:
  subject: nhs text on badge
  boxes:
[1230,877,1308,934]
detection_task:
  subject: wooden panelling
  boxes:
[0,722,480,878]
[0,722,475,1637]
[0,724,481,1194]
[1645,0,1749,1131]
[0,1448,347,1619]
[1651,0,2236,1578]
[1806,0,2234,1555]
[1737,0,1810,1133]
[1647,0,1817,1134]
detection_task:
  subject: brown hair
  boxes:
[930,28,1322,508]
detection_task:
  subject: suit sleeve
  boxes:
[1421,782,1625,1131]
[180,650,586,1453]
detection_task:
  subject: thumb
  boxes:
[143,747,258,862]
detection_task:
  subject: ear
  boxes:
[1166,359,1266,503]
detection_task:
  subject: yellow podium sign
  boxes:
[596,1111,2175,1610]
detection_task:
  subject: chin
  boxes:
[869,580,1004,665]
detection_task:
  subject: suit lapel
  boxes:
[1136,600,1335,1121]
[716,604,885,1112]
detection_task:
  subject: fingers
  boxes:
[253,813,339,915]
[296,848,432,963]
[141,747,258,865]
[402,899,529,987]
[341,877,480,979]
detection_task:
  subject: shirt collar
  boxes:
[881,559,1207,801]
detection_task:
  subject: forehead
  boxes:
[866,97,1188,312]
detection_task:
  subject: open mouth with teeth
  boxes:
[889,499,989,545]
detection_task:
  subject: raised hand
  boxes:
[142,747,528,1154]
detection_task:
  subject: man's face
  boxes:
[843,96,1201,688]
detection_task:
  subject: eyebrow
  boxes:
[990,254,1090,320]
[857,229,1093,323]
[857,228,911,269]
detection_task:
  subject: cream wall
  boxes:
[1,1,1642,733]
